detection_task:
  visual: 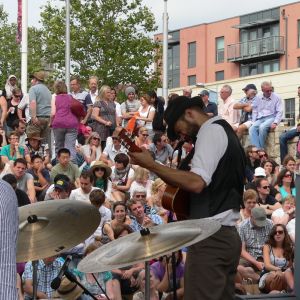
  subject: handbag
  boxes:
[70,97,86,119]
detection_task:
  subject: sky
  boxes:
[1,0,297,33]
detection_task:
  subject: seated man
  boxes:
[198,90,218,117]
[238,207,273,282]
[233,84,257,139]
[22,256,64,300]
[256,178,281,216]
[50,148,80,188]
[27,155,50,202]
[12,119,27,147]
[249,81,283,149]
[69,171,97,202]
[44,174,71,200]
[12,158,36,203]
[148,133,173,165]
[127,198,163,231]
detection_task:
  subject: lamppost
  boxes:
[162,0,168,103]
[21,0,28,94]
[65,0,71,92]
[196,82,219,104]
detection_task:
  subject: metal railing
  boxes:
[227,36,284,61]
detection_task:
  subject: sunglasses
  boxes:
[142,134,149,137]
[284,174,292,178]
[261,186,270,189]
[135,194,146,198]
[92,137,100,140]
[275,230,284,235]
[264,89,273,93]
[112,137,119,140]
[94,168,104,172]
[14,95,21,98]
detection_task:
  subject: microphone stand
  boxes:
[64,270,98,300]
[92,273,111,300]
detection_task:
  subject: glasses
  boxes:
[92,137,100,141]
[284,174,292,178]
[94,168,104,172]
[275,230,284,235]
[264,89,273,93]
[135,194,146,198]
[252,150,259,153]
[261,186,270,189]
[14,95,21,98]
[112,137,119,140]
[142,134,149,137]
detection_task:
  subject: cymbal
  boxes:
[78,219,221,273]
[17,199,101,262]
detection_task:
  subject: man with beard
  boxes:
[129,96,246,300]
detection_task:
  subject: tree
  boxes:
[40,0,161,91]
[0,5,45,89]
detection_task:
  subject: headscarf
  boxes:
[5,75,17,99]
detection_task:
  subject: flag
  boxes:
[17,0,22,44]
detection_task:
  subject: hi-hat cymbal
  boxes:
[17,199,101,262]
[78,219,221,273]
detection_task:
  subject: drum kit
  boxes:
[18,199,221,300]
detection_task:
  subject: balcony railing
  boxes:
[227,36,285,62]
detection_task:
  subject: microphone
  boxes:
[50,255,72,290]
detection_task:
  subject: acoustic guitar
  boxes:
[116,127,189,221]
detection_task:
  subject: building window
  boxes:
[187,75,196,86]
[285,98,295,126]
[188,42,196,68]
[168,44,180,89]
[298,20,300,48]
[240,59,279,77]
[216,37,224,63]
[215,71,224,81]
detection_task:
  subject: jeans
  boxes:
[249,116,275,149]
[279,128,299,163]
[53,127,78,160]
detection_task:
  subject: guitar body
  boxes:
[162,185,189,221]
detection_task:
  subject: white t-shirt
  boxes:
[138,106,155,131]
[69,186,98,202]
[271,207,285,218]
[286,218,295,238]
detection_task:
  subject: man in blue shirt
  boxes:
[249,81,283,149]
[199,90,218,117]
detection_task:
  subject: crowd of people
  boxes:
[0,72,299,299]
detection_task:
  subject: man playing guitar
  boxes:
[128,96,246,300]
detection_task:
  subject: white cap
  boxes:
[254,167,266,177]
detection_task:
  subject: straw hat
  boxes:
[90,161,112,178]
[30,70,47,82]
[54,276,83,300]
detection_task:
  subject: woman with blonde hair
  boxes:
[238,189,258,224]
[135,127,151,149]
[92,85,117,149]
[130,167,153,199]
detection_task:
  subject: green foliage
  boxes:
[40,0,161,91]
[0,5,44,89]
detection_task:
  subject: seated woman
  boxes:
[102,201,131,242]
[151,251,184,300]
[135,127,151,149]
[282,155,296,174]
[111,224,143,300]
[75,242,114,300]
[271,195,295,225]
[261,159,278,186]
[111,153,134,202]
[133,269,160,300]
[0,131,25,163]
[77,132,102,171]
[24,132,50,169]
[130,167,153,200]
[91,161,112,200]
[0,127,7,149]
[259,224,294,294]
[237,189,258,224]
[275,168,296,202]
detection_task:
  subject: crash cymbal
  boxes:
[17,199,101,262]
[78,219,221,273]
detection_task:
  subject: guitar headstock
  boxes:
[115,127,142,153]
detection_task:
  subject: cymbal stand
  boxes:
[145,261,150,300]
[32,260,38,300]
[92,273,111,300]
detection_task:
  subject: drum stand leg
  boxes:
[32,260,38,300]
[145,261,150,300]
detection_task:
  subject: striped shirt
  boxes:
[0,180,18,299]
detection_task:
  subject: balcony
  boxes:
[227,36,285,63]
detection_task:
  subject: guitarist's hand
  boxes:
[128,149,154,169]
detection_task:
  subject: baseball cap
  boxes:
[242,84,257,91]
[254,167,266,177]
[164,96,205,141]
[251,207,267,227]
[198,90,209,97]
[54,179,69,191]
